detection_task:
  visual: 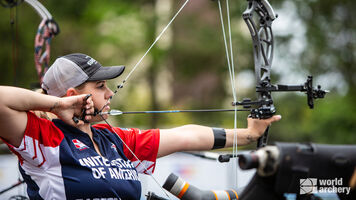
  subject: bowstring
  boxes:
[217,0,239,188]
[99,1,191,199]
[101,117,172,200]
[226,0,239,188]
[98,0,190,114]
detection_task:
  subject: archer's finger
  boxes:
[85,97,94,115]
[85,94,93,104]
[267,115,282,123]
[85,97,94,109]
[72,116,84,126]
[83,94,92,103]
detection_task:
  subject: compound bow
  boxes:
[218,0,327,156]
[236,0,326,147]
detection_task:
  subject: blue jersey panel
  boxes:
[54,120,141,200]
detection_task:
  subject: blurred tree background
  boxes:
[0,0,355,153]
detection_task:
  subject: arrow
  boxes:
[99,108,251,116]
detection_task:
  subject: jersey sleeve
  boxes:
[2,111,64,168]
[121,128,160,174]
[93,124,160,174]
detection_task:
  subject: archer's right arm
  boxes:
[0,86,93,147]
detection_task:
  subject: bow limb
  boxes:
[24,0,60,37]
[24,0,60,83]
[24,0,51,19]
[1,0,60,84]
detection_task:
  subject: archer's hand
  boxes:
[247,115,281,141]
[50,94,94,126]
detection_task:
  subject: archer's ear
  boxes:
[65,88,79,97]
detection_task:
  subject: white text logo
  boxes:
[299,178,351,195]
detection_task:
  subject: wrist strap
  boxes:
[212,128,226,149]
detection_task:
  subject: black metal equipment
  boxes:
[161,142,356,200]
[237,143,356,200]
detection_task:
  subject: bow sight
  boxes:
[233,75,328,117]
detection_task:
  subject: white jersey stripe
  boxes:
[14,136,67,199]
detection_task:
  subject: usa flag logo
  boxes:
[111,143,117,152]
[72,139,89,151]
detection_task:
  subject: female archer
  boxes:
[0,53,281,200]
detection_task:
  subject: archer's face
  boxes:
[76,80,113,122]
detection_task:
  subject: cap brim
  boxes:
[88,65,125,81]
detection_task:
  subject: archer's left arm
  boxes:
[157,115,281,158]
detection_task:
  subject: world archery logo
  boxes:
[300,178,351,195]
[72,139,89,151]
[300,178,318,194]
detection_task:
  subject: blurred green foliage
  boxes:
[0,0,355,152]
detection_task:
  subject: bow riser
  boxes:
[242,0,277,125]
